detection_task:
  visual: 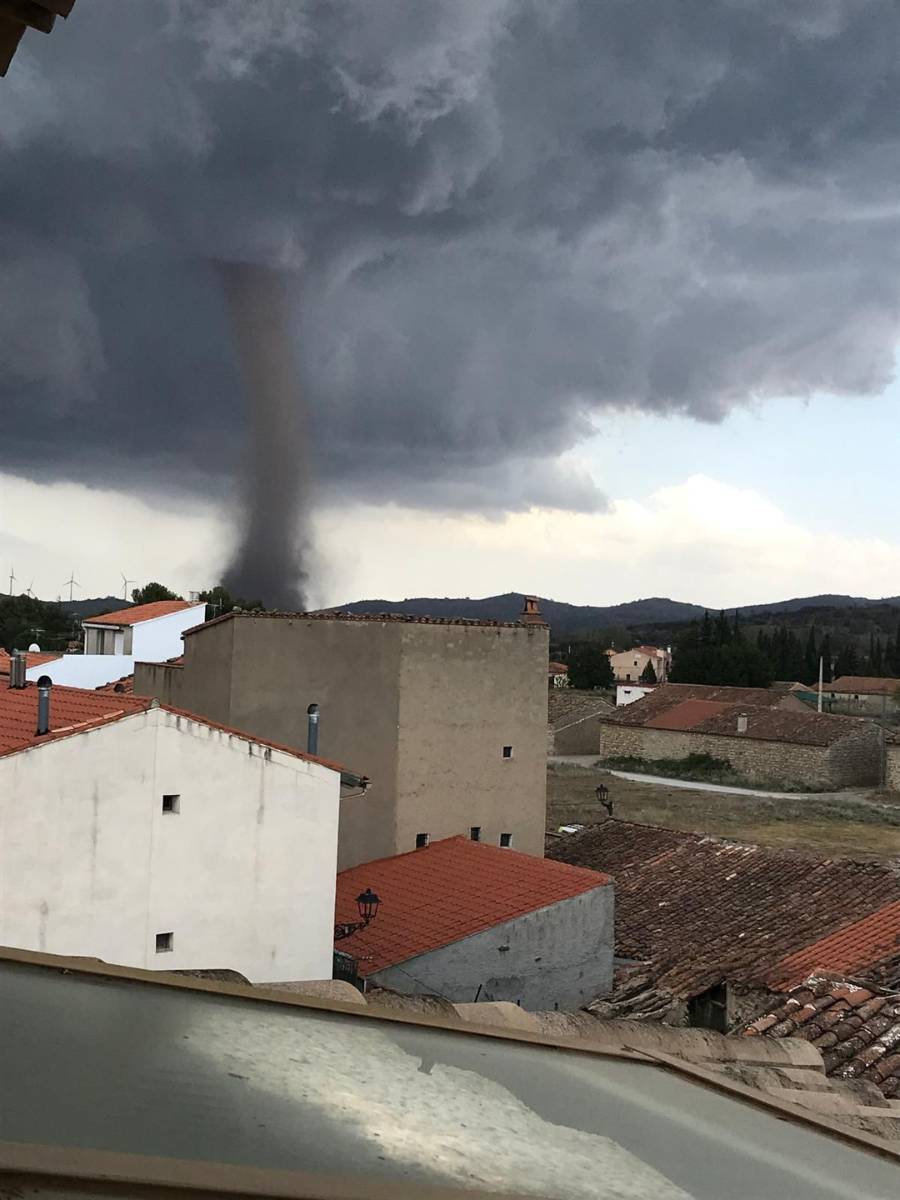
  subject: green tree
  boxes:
[567,643,615,691]
[639,659,658,684]
[820,632,833,683]
[803,626,818,684]
[131,581,182,605]
[197,584,265,619]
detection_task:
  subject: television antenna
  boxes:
[63,572,81,602]
[120,572,135,601]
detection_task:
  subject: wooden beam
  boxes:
[0,1,55,35]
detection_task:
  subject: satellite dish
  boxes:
[28,643,40,653]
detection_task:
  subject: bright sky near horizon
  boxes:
[3,382,898,611]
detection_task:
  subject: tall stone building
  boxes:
[135,600,549,869]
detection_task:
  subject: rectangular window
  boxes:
[470,826,481,842]
[155,932,174,953]
[502,745,513,759]
[162,794,180,814]
[499,832,512,848]
[415,833,429,849]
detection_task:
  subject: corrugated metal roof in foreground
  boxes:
[0,957,897,1200]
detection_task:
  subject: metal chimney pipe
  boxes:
[35,675,52,736]
[307,702,319,755]
[8,652,25,689]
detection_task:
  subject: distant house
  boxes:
[548,660,569,688]
[616,683,655,707]
[598,682,883,789]
[17,599,205,690]
[548,819,900,1032]
[820,675,900,718]
[607,645,669,684]
[0,675,346,982]
[333,835,613,1010]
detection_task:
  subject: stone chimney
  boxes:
[520,596,546,626]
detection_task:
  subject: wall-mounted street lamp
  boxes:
[334,888,381,941]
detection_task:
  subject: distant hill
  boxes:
[58,596,126,620]
[324,592,706,635]
[326,591,900,636]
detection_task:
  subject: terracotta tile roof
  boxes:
[644,698,731,730]
[0,682,151,757]
[745,977,900,1099]
[548,820,900,1001]
[83,600,200,627]
[826,676,900,697]
[334,836,611,975]
[548,660,568,674]
[94,673,135,695]
[0,684,352,775]
[606,682,864,746]
[769,901,900,991]
[0,649,62,672]
[184,609,541,638]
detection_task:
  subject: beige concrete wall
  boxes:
[228,618,403,870]
[395,623,549,857]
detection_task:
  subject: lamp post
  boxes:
[334,888,381,941]
[596,783,613,817]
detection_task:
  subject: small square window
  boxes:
[470,826,481,842]
[502,746,513,760]
[155,931,174,953]
[415,833,430,849]
[162,794,180,814]
[499,832,513,848]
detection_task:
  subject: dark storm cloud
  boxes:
[3,0,900,523]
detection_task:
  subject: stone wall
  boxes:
[598,721,883,789]
[887,746,900,792]
[552,714,606,755]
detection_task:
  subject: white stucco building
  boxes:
[616,683,656,707]
[0,679,345,983]
[23,599,206,689]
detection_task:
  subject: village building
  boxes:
[547,819,900,1033]
[615,682,655,707]
[607,644,670,684]
[598,682,883,789]
[0,673,349,982]
[134,600,550,869]
[333,835,613,1010]
[547,687,613,755]
[548,659,569,688]
[820,674,900,719]
[7,599,206,690]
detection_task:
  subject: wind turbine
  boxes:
[7,566,15,595]
[121,572,135,602]
[24,578,35,599]
[63,572,81,603]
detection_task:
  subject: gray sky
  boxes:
[3,1,900,605]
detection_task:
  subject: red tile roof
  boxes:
[334,836,611,975]
[83,600,200,627]
[826,676,900,697]
[0,649,62,672]
[548,661,568,674]
[0,683,151,757]
[548,820,900,1001]
[0,684,353,775]
[94,673,136,695]
[769,901,900,991]
[644,699,731,731]
[745,977,900,1100]
[606,682,863,747]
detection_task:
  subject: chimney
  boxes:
[736,712,748,734]
[35,675,52,736]
[307,702,319,755]
[7,652,26,689]
[521,596,546,626]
